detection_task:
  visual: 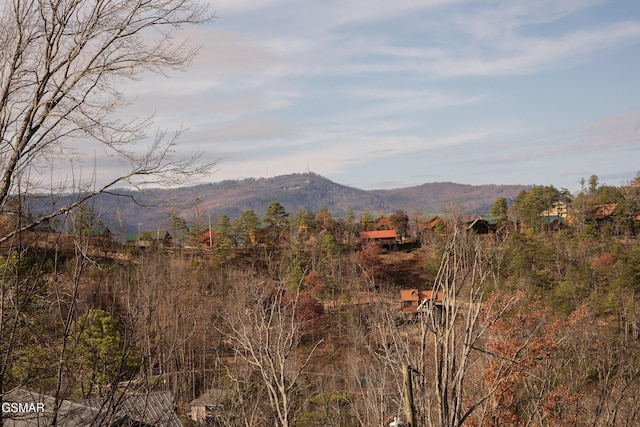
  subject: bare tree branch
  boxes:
[0,0,214,231]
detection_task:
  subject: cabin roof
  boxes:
[81,391,181,427]
[359,230,397,240]
[593,203,617,219]
[190,388,229,407]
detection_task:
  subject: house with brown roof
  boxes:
[373,216,393,231]
[198,229,216,248]
[587,203,618,230]
[590,203,640,232]
[400,289,443,313]
[416,216,449,240]
[594,204,615,219]
[593,203,617,220]
[359,229,398,249]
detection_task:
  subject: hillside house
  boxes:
[400,289,443,313]
[541,201,568,218]
[359,229,398,250]
[190,388,228,425]
[425,216,447,232]
[88,226,118,249]
[416,216,449,239]
[373,216,393,231]
[589,203,640,233]
[126,231,172,248]
[249,224,272,246]
[248,224,269,245]
[540,215,567,231]
[198,229,216,248]
[586,203,618,231]
[592,203,617,221]
[466,215,502,235]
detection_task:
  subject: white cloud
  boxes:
[428,21,640,77]
[486,110,640,165]
[191,119,293,145]
[203,0,291,14]
[205,125,500,184]
[343,88,485,118]
[450,0,610,39]
[325,0,469,28]
[576,111,640,149]
[35,0,639,192]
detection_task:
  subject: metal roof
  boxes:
[2,389,182,427]
[359,230,397,239]
[478,215,500,225]
[81,391,182,427]
[1,388,124,427]
[190,388,228,407]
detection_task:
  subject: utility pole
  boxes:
[403,364,416,427]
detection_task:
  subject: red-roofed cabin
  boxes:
[400,289,443,313]
[360,229,398,250]
[360,229,397,242]
[593,203,617,220]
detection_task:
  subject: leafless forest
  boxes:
[2,0,640,425]
[3,177,640,426]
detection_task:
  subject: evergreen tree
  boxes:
[360,210,374,231]
[68,310,141,398]
[236,209,260,247]
[515,186,561,231]
[490,197,509,224]
[264,202,290,244]
[215,215,233,261]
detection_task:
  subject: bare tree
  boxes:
[0,0,211,423]
[222,282,323,427]
[424,231,516,427]
[347,300,432,427]
[0,0,213,243]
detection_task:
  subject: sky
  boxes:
[109,0,640,192]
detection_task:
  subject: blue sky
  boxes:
[120,0,640,192]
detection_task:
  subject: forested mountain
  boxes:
[39,173,529,234]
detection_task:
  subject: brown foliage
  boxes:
[354,242,384,284]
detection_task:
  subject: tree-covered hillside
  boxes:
[29,173,530,238]
[3,173,640,426]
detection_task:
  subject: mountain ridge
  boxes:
[44,173,531,233]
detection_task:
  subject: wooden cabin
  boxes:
[198,229,216,247]
[190,388,227,425]
[400,289,443,313]
[359,229,398,250]
[466,215,500,235]
[360,229,397,243]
